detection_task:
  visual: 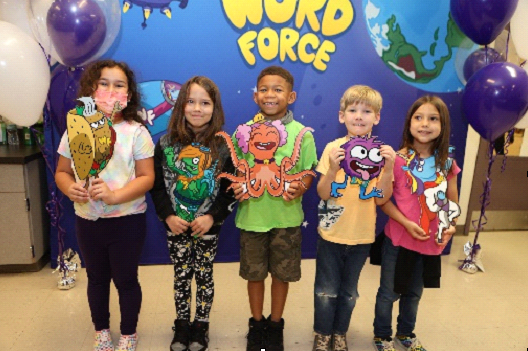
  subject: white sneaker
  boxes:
[394,334,427,351]
[94,329,114,351]
[373,337,396,351]
[115,333,138,351]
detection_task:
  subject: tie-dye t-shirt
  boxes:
[58,120,154,220]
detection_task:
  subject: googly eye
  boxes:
[350,146,368,159]
[192,157,200,165]
[90,122,99,129]
[369,148,383,163]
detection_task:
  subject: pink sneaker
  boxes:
[94,329,114,351]
[116,333,138,351]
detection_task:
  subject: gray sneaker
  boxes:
[332,333,347,351]
[313,332,332,351]
[373,337,396,351]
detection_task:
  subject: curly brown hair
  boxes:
[167,76,225,159]
[257,66,294,90]
[77,59,143,124]
[400,95,451,172]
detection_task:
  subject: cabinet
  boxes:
[0,145,50,272]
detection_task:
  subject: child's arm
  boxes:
[316,147,344,201]
[90,157,154,205]
[380,200,429,241]
[374,144,396,205]
[55,155,89,203]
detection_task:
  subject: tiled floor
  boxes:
[1,231,527,351]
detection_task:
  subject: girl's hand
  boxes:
[329,147,345,173]
[190,215,214,238]
[283,181,304,201]
[405,220,429,241]
[380,145,396,169]
[166,215,189,235]
[89,178,117,205]
[437,226,456,247]
[67,183,89,203]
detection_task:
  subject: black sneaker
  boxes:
[246,317,267,351]
[170,319,190,351]
[189,320,209,351]
[266,316,284,351]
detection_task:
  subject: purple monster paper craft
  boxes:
[330,135,385,199]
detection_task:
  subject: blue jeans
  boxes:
[314,237,370,335]
[373,236,424,338]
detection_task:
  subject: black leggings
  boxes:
[76,213,146,335]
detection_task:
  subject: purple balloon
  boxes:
[49,65,85,136]
[47,0,107,67]
[463,47,505,82]
[451,0,518,45]
[463,62,528,142]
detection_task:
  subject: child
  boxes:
[372,96,461,351]
[313,85,395,351]
[230,66,318,351]
[149,76,236,351]
[55,60,155,351]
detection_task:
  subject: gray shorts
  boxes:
[239,226,302,282]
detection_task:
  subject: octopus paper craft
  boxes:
[164,143,217,222]
[66,97,118,189]
[400,147,461,243]
[216,120,316,200]
[123,0,189,28]
[330,135,385,200]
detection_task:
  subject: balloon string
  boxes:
[505,31,510,62]
[501,128,515,172]
[468,142,496,262]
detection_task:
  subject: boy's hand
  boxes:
[437,226,456,247]
[166,214,189,235]
[283,180,305,201]
[231,182,247,202]
[380,144,396,170]
[89,178,117,205]
[329,147,345,172]
[404,220,429,241]
[67,182,89,203]
[190,214,214,238]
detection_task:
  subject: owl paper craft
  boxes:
[67,97,118,189]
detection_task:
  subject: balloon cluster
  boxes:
[0,0,121,128]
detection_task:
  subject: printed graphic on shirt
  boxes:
[164,143,217,222]
[317,200,345,230]
[216,117,316,200]
[399,147,461,243]
[331,135,385,199]
[66,97,117,189]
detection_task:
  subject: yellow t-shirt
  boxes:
[316,136,381,245]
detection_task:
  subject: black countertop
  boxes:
[0,144,44,164]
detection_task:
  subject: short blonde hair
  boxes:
[339,85,382,113]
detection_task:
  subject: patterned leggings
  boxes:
[167,233,218,322]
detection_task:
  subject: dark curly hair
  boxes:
[77,60,143,124]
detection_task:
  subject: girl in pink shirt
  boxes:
[372,96,461,351]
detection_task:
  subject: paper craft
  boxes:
[400,147,461,243]
[67,97,118,189]
[216,120,316,200]
[164,143,217,222]
[331,135,385,199]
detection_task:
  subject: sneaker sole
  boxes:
[188,344,208,351]
[372,341,396,351]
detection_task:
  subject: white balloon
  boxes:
[27,0,62,65]
[510,0,528,59]
[0,21,50,127]
[0,0,33,37]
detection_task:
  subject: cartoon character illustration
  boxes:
[331,136,385,199]
[400,147,461,243]
[66,97,118,189]
[164,143,217,222]
[216,120,316,200]
[138,80,181,141]
[123,0,189,28]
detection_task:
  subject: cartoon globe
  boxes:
[362,0,468,93]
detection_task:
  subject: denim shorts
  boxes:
[239,226,302,282]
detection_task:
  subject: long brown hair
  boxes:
[167,76,225,159]
[400,95,451,171]
[78,60,143,124]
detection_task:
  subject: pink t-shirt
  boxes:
[385,150,461,255]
